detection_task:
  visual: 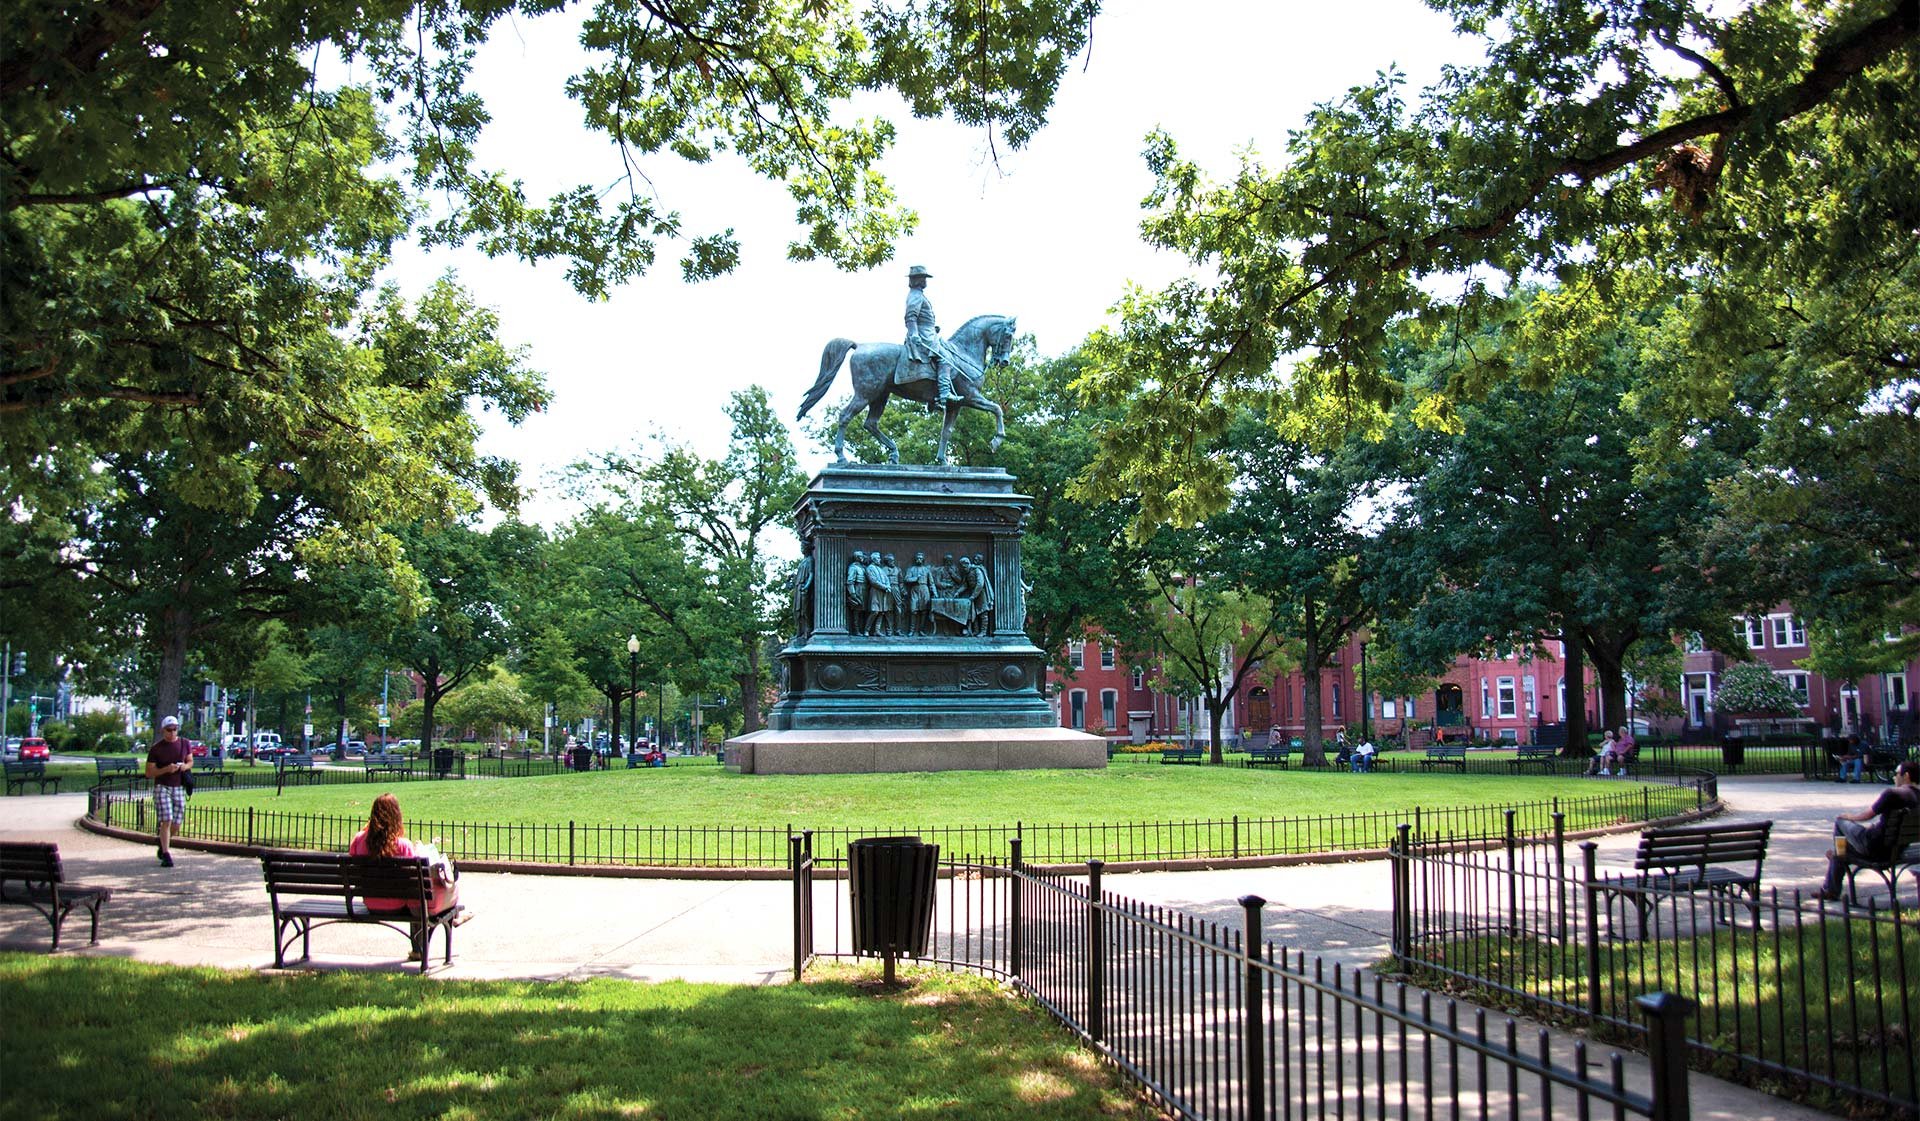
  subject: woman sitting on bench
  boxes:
[349,794,462,947]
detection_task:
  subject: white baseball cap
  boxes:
[161,716,180,728]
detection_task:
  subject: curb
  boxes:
[77,799,1723,881]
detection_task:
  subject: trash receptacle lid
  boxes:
[849,835,925,847]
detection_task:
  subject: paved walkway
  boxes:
[0,775,1888,1119]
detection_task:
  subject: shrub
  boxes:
[66,709,129,750]
[1715,661,1802,716]
[97,732,134,753]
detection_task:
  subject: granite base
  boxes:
[722,727,1108,775]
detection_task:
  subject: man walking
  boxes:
[1818,759,1918,900]
[145,715,193,867]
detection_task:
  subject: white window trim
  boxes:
[1100,646,1116,670]
[1100,689,1118,728]
[1775,670,1810,707]
[1888,672,1908,710]
[1068,689,1087,729]
[1497,676,1517,719]
[1769,614,1806,648]
[1068,640,1085,670]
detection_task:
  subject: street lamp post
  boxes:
[1359,641,1371,743]
[627,635,640,762]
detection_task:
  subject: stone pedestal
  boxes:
[733,463,1102,774]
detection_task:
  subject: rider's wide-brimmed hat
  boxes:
[906,265,933,278]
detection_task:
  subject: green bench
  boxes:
[196,758,236,789]
[1509,744,1559,771]
[0,842,112,950]
[4,761,61,795]
[1160,747,1205,764]
[93,756,146,791]
[1419,744,1468,770]
[1246,744,1294,767]
[362,752,410,779]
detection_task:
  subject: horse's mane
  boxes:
[952,313,1011,338]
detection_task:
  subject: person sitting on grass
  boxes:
[1817,760,1918,902]
[349,793,465,956]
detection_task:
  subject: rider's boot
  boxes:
[937,362,962,403]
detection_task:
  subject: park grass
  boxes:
[191,764,1631,832]
[0,954,1153,1121]
[1403,917,1920,1108]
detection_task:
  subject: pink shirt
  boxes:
[348,830,417,911]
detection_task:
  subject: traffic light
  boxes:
[9,652,23,676]
[226,702,242,723]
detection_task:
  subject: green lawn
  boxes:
[191,764,1634,831]
[0,955,1153,1121]
[1404,915,1920,1108]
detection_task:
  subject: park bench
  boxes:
[5,760,61,796]
[259,849,466,974]
[1246,743,1294,767]
[1160,746,1205,765]
[1620,821,1773,936]
[1418,744,1468,771]
[1833,805,1920,908]
[0,841,112,951]
[195,757,236,789]
[93,755,146,791]
[1865,745,1914,784]
[1509,744,1560,772]
[362,752,410,780]
[276,753,321,786]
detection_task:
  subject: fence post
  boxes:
[1581,841,1602,1020]
[569,820,576,866]
[1240,894,1267,1121]
[789,833,805,982]
[1637,992,1695,1121]
[1233,814,1240,859]
[247,805,255,848]
[1502,809,1518,934]
[1642,786,1652,822]
[1009,837,1024,981]
[1086,859,1105,1043]
[1552,812,1567,947]
[1391,823,1412,960]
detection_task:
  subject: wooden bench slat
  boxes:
[260,849,463,972]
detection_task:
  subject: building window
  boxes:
[1132,669,1145,690]
[1499,728,1519,744]
[1497,677,1517,718]
[1405,697,1416,719]
[1382,697,1397,719]
[1069,641,1085,670]
[1332,683,1341,719]
[1740,617,1766,650]
[1684,633,1705,653]
[1100,646,1115,670]
[1770,615,1806,647]
[1889,673,1908,710]
[1100,690,1118,730]
[1522,675,1537,718]
[1069,690,1086,729]
[1683,673,1713,726]
[1776,671,1811,707]
[1481,680,1492,718]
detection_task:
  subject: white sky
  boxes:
[384,0,1471,526]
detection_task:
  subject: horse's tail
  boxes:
[799,338,857,419]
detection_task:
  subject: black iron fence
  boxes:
[792,834,1694,1121]
[87,779,1713,870]
[1389,827,1920,1114]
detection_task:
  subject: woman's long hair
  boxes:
[364,793,405,858]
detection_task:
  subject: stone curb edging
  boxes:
[77,799,1722,881]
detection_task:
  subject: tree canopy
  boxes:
[1075,0,1918,530]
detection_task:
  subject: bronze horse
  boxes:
[797,314,1017,465]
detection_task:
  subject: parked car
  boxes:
[184,739,208,758]
[390,739,420,754]
[337,740,369,757]
[19,736,50,762]
[2,736,19,762]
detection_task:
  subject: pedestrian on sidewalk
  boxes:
[144,715,193,867]
[1817,759,1918,901]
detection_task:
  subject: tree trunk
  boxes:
[1586,638,1630,737]
[152,604,192,727]
[740,637,763,731]
[1301,623,1329,767]
[1559,625,1588,758]
[419,661,442,756]
[1207,697,1227,764]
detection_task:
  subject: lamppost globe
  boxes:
[627,635,640,655]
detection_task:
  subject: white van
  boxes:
[252,731,283,757]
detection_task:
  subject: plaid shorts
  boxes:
[153,784,187,823]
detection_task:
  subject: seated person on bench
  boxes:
[348,794,462,952]
[1833,733,1868,783]
[1350,740,1377,773]
[1587,728,1632,775]
[1818,760,1918,900]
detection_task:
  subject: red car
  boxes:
[184,739,209,758]
[19,736,49,762]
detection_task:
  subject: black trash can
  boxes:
[1721,734,1746,768]
[848,835,940,981]
[433,747,456,778]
